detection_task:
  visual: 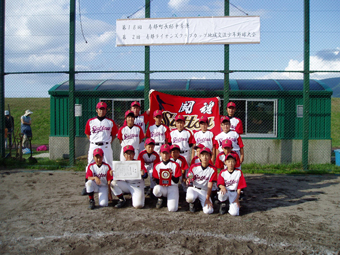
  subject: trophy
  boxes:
[187,172,194,187]
[160,168,172,186]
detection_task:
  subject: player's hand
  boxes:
[204,198,213,209]
[220,186,227,195]
[185,178,190,186]
[94,177,101,185]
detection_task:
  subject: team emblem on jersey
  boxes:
[160,168,172,186]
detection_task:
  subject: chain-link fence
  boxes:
[2,0,339,169]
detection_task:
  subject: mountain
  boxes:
[320,77,340,97]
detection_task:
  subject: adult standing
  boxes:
[85,102,118,168]
[21,110,33,148]
[5,110,14,148]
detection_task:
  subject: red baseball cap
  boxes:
[170,144,181,151]
[225,153,236,161]
[200,147,212,156]
[175,115,185,121]
[153,110,162,118]
[199,116,208,124]
[96,102,107,109]
[123,145,135,154]
[93,148,104,157]
[145,138,155,145]
[194,143,205,150]
[131,101,141,107]
[160,144,171,153]
[222,139,232,148]
[125,110,135,118]
[227,102,236,109]
[220,116,230,123]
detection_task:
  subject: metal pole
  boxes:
[0,0,5,158]
[223,0,230,115]
[303,0,310,170]
[69,0,76,165]
[144,0,150,111]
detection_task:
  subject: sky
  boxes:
[4,0,340,97]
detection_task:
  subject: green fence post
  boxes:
[144,0,150,112]
[303,0,310,170]
[223,0,230,115]
[0,0,5,158]
[69,0,76,165]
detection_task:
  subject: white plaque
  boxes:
[112,160,142,180]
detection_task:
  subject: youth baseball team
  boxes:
[83,100,246,216]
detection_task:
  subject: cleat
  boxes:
[115,199,126,208]
[81,188,88,196]
[89,199,95,210]
[219,203,227,215]
[189,203,196,213]
[156,198,163,209]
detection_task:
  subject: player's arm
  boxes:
[86,134,90,140]
[239,147,244,163]
[217,172,227,195]
[204,182,213,209]
[87,176,101,185]
[234,189,241,208]
[212,147,216,164]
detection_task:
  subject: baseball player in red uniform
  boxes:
[118,110,144,161]
[217,153,247,216]
[85,101,118,168]
[192,116,216,162]
[170,144,189,192]
[85,148,112,210]
[152,144,182,211]
[214,116,244,166]
[186,147,217,214]
[137,138,161,195]
[170,114,194,166]
[146,110,170,155]
[110,145,148,209]
[215,139,241,170]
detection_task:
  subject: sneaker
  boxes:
[156,198,163,209]
[81,188,88,196]
[189,203,196,213]
[89,199,95,210]
[115,198,126,208]
[219,203,227,215]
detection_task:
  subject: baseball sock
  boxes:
[88,192,94,200]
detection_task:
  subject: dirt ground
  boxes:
[0,170,339,255]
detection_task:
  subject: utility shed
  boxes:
[48,79,332,164]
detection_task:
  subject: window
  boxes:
[220,99,277,137]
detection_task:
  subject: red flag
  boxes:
[149,90,221,135]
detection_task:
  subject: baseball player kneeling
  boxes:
[85,148,112,210]
[217,153,247,216]
[110,145,148,209]
[152,144,182,211]
[186,147,217,214]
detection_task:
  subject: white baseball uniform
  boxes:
[138,150,161,189]
[170,129,194,165]
[124,112,149,152]
[217,168,247,216]
[110,160,147,209]
[85,117,118,168]
[146,124,170,155]
[85,162,112,207]
[171,155,189,192]
[152,160,182,212]
[193,130,215,151]
[117,125,144,161]
[186,163,217,214]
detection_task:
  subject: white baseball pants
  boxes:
[111,180,145,209]
[218,190,239,216]
[88,143,113,168]
[85,180,109,207]
[153,184,179,212]
[186,187,214,214]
